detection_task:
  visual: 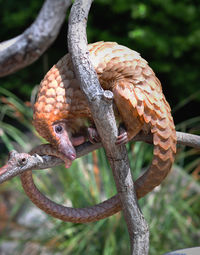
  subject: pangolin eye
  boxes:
[55,125,63,134]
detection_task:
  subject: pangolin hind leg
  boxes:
[112,81,144,144]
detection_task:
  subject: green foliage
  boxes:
[0,87,33,153]
[1,0,200,109]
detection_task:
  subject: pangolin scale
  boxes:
[21,41,177,222]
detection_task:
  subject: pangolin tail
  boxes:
[135,115,177,198]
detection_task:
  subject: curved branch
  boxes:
[0,0,71,77]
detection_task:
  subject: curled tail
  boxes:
[135,114,176,198]
[133,76,177,198]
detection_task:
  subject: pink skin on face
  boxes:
[64,135,86,168]
[53,122,76,168]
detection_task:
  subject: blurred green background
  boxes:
[0,0,200,254]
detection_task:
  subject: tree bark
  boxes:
[67,0,149,254]
[0,0,71,77]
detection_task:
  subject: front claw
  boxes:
[87,127,101,144]
[116,127,128,145]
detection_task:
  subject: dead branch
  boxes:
[0,0,71,77]
[67,0,149,254]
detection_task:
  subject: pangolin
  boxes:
[20,41,177,222]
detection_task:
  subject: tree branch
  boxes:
[0,0,71,77]
[67,0,149,254]
[176,131,200,149]
[0,131,199,183]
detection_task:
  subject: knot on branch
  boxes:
[7,150,30,168]
[103,90,114,103]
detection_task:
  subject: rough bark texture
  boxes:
[0,0,71,77]
[67,1,149,254]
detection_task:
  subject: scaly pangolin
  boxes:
[21,41,177,222]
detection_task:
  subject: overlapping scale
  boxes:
[33,41,177,205]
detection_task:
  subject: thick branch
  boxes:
[0,0,71,77]
[67,0,149,254]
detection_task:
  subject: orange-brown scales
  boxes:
[33,41,176,187]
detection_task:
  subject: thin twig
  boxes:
[67,0,149,254]
[0,0,71,77]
